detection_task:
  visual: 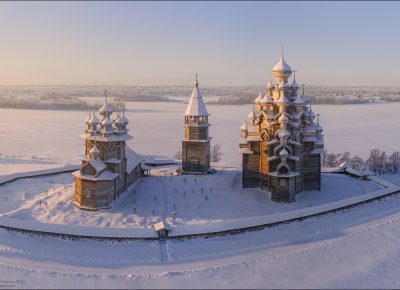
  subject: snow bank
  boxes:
[0,164,80,185]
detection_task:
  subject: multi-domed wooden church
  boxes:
[239,53,324,203]
[72,96,142,210]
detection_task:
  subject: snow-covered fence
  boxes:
[367,175,397,188]
[0,216,158,239]
[0,164,80,186]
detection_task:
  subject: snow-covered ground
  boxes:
[2,102,400,175]
[0,167,380,229]
[2,188,400,288]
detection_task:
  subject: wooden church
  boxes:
[181,75,211,174]
[239,53,324,202]
[72,95,142,210]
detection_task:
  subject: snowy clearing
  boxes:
[0,166,380,232]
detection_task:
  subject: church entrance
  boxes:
[190,157,200,172]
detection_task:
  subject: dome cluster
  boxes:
[84,97,129,137]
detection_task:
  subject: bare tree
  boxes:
[367,149,381,174]
[389,151,400,173]
[379,151,387,175]
[350,155,364,170]
[210,144,224,162]
[338,152,351,164]
[321,149,328,167]
[325,153,338,167]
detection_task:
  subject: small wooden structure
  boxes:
[153,221,170,240]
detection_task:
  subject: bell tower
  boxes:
[182,75,211,174]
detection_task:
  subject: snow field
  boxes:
[0,167,381,231]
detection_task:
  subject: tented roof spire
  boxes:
[184,74,209,116]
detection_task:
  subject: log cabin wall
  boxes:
[242,141,261,188]
[182,140,210,173]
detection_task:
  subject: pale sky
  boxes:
[0,1,399,86]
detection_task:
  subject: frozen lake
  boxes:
[1,101,400,174]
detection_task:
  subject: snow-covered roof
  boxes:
[101,116,113,128]
[275,91,289,104]
[73,169,118,181]
[84,112,91,125]
[89,144,100,155]
[99,100,113,115]
[304,124,317,133]
[246,136,262,142]
[260,93,273,105]
[254,91,263,104]
[153,220,170,232]
[119,111,129,125]
[247,108,256,120]
[272,55,292,74]
[104,158,121,164]
[239,148,253,154]
[290,70,299,91]
[340,160,350,169]
[303,136,318,142]
[89,112,99,125]
[80,133,132,142]
[184,80,209,116]
[87,159,106,174]
[125,147,143,173]
[290,79,299,91]
[294,94,306,105]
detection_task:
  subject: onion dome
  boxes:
[119,110,129,126]
[290,70,299,92]
[115,115,124,126]
[266,80,274,90]
[294,94,306,106]
[89,112,99,126]
[272,52,292,81]
[278,128,290,141]
[278,80,285,90]
[308,108,316,122]
[278,113,289,124]
[240,120,247,131]
[247,107,256,120]
[99,92,113,118]
[254,91,263,105]
[84,112,91,125]
[89,143,100,160]
[101,115,113,134]
[316,114,323,134]
[260,93,273,105]
[276,90,289,104]
[279,148,289,158]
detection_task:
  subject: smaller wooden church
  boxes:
[72,95,142,210]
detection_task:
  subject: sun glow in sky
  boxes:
[0,1,399,86]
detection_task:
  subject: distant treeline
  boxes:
[323,149,400,175]
[208,92,258,105]
[115,95,173,102]
[208,91,400,105]
[0,97,106,111]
